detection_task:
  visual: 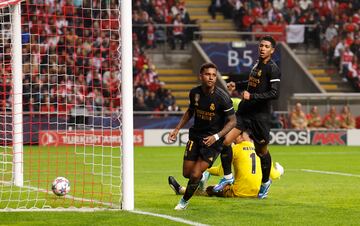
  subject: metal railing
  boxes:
[289,93,360,116]
[193,31,283,42]
[133,23,319,56]
[132,23,200,54]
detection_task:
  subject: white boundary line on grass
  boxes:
[0,180,209,226]
[131,210,210,226]
[301,169,360,178]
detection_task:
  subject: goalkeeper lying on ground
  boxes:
[168,131,284,198]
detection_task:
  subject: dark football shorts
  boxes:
[183,138,223,167]
[235,114,271,145]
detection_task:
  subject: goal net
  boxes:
[0,0,134,210]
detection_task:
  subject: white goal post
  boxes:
[0,0,134,211]
[120,0,134,211]
[10,0,23,188]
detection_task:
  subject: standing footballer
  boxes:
[168,62,236,210]
[216,36,281,199]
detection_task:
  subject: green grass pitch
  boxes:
[0,145,360,225]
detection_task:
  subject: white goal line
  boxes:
[0,180,120,210]
[0,181,210,226]
[301,169,360,178]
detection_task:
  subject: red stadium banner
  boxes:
[311,131,347,145]
[264,25,286,42]
[269,129,348,146]
[39,130,144,146]
[0,0,22,8]
[252,24,265,39]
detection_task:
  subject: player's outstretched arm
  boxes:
[227,81,248,94]
[218,114,236,139]
[168,108,194,143]
[203,114,236,146]
[249,64,281,101]
[250,81,280,100]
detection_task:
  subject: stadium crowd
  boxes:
[210,0,359,90]
[0,0,359,116]
[19,0,124,115]
[288,102,359,129]
[132,0,197,50]
[132,0,195,112]
[0,0,187,114]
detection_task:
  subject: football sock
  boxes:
[221,145,233,176]
[260,151,272,183]
[179,187,186,194]
[183,178,200,201]
[224,173,233,180]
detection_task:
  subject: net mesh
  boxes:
[0,0,122,209]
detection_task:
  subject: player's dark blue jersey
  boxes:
[237,59,281,116]
[188,86,234,140]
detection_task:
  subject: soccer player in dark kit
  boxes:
[168,62,236,210]
[215,35,281,199]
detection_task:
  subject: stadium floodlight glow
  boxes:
[0,0,134,211]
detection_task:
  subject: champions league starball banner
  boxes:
[199,42,281,75]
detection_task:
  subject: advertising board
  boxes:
[39,130,144,146]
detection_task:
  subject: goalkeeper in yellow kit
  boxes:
[168,131,284,198]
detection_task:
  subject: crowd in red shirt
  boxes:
[0,0,185,114]
[211,1,359,90]
[132,0,196,50]
[288,103,358,129]
[132,0,191,111]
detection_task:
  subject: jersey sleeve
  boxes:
[250,62,281,100]
[221,92,235,116]
[235,80,248,92]
[269,63,281,83]
[188,89,195,110]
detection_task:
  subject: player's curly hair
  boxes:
[199,62,217,74]
[260,35,276,48]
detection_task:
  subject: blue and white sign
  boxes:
[200,42,281,74]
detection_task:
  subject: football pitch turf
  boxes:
[0,145,359,225]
